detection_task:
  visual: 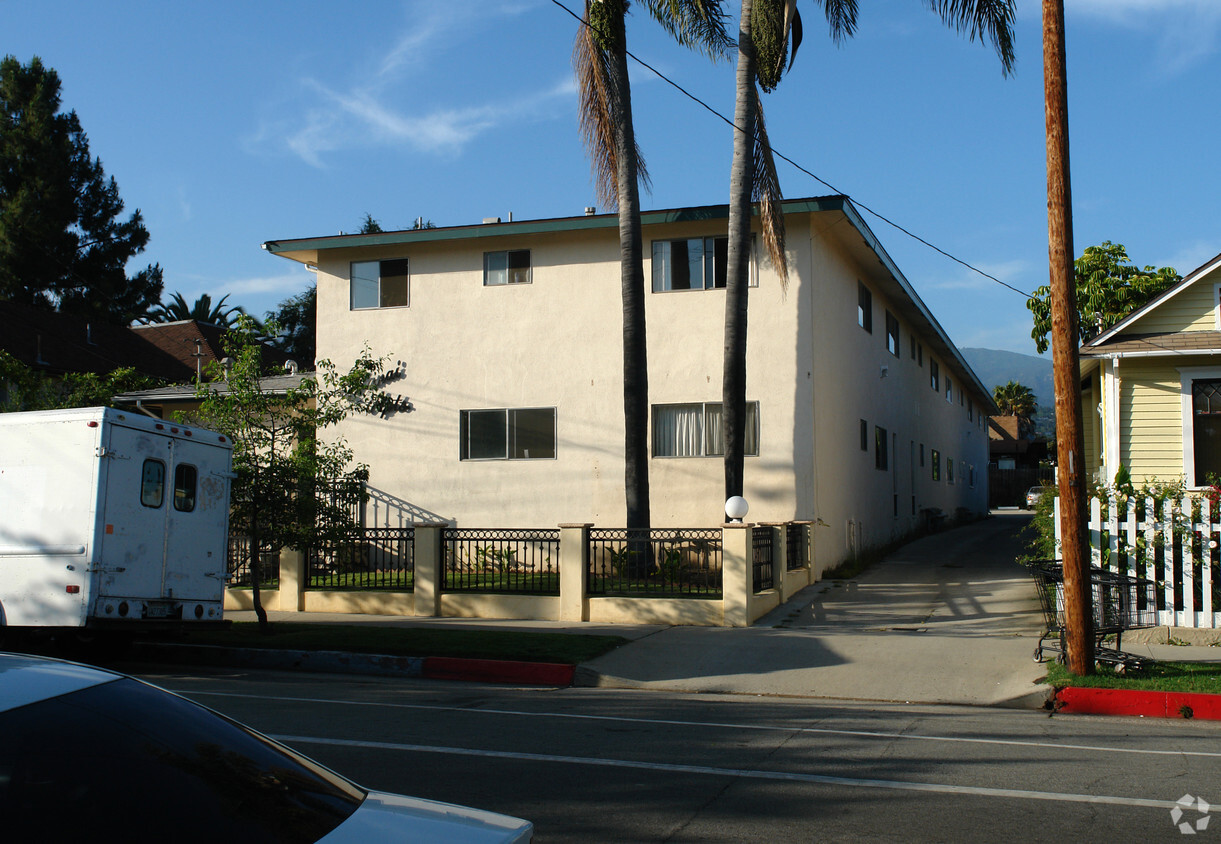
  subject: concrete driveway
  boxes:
[579,511,1051,707]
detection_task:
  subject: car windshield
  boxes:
[0,677,365,843]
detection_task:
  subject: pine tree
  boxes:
[0,55,162,324]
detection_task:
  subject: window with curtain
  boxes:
[651,236,753,292]
[652,402,759,457]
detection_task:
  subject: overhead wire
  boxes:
[549,0,1035,302]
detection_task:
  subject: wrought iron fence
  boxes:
[309,527,415,590]
[753,528,775,593]
[443,529,560,594]
[785,523,805,571]
[227,536,278,587]
[588,528,722,597]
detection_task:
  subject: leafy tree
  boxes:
[720,0,1015,501]
[359,213,383,234]
[0,56,163,325]
[575,0,731,531]
[265,284,316,368]
[144,291,249,328]
[191,316,399,627]
[993,380,1036,418]
[1027,241,1180,354]
[0,350,160,411]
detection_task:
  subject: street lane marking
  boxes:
[271,733,1181,811]
[183,689,1221,760]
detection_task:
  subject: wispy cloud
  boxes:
[1064,0,1221,72]
[260,1,568,168]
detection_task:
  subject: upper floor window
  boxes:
[484,250,531,286]
[885,311,900,357]
[930,360,940,392]
[858,282,873,333]
[931,449,941,481]
[946,377,953,403]
[860,419,868,451]
[875,426,889,470]
[460,407,556,460]
[351,259,409,310]
[653,401,759,457]
[651,236,754,292]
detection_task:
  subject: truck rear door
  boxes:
[161,437,230,603]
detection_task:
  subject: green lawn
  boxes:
[172,622,629,665]
[1047,659,1221,695]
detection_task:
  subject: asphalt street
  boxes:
[147,666,1221,843]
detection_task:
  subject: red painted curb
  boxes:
[1055,686,1221,720]
[421,657,575,686]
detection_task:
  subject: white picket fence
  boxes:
[1054,496,1219,628]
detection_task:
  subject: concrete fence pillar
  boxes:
[277,547,305,612]
[558,524,591,622]
[412,523,447,617]
[722,523,753,628]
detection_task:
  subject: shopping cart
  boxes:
[1031,560,1159,670]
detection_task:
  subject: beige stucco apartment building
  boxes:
[264,196,993,573]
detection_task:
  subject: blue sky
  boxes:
[7,0,1219,357]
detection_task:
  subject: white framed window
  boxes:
[460,407,556,460]
[351,259,409,309]
[484,250,531,286]
[1180,367,1221,486]
[651,236,755,292]
[653,402,759,457]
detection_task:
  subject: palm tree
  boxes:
[993,380,1036,419]
[144,291,250,328]
[574,0,731,532]
[721,0,1016,502]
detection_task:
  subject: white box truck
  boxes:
[0,407,233,637]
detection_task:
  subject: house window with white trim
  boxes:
[351,259,409,309]
[653,402,759,457]
[460,407,556,460]
[1192,379,1221,483]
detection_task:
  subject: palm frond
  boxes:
[813,0,858,47]
[924,0,1016,76]
[573,16,620,209]
[750,92,788,290]
[642,0,734,59]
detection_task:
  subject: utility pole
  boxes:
[1043,0,1093,674]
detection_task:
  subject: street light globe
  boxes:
[725,495,749,523]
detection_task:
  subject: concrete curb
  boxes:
[129,642,575,687]
[1052,686,1221,720]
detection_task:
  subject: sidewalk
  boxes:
[143,511,1221,715]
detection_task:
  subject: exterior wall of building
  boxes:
[306,205,990,574]
[1128,274,1218,334]
[1117,357,1188,483]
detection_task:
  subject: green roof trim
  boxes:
[261,197,849,256]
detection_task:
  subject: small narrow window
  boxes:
[947,458,955,484]
[930,360,940,392]
[946,377,953,403]
[140,459,165,508]
[860,419,868,451]
[875,426,888,470]
[886,311,900,357]
[917,342,923,367]
[931,449,941,481]
[174,464,197,512]
[858,282,873,333]
[920,444,925,467]
[910,336,917,360]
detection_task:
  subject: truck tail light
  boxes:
[66,585,80,594]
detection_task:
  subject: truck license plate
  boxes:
[146,602,172,618]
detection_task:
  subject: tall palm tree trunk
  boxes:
[724,0,758,501]
[604,12,651,533]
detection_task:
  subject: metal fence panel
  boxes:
[227,536,278,587]
[309,527,415,590]
[753,529,774,593]
[785,523,804,571]
[588,528,722,597]
[443,528,560,594]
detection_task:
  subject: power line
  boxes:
[550,0,1034,302]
